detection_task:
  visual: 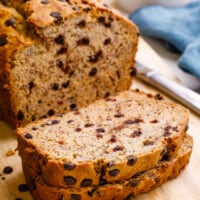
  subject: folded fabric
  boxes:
[129,1,200,79]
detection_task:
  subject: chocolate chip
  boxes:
[143,140,154,146]
[160,147,169,161]
[1,177,5,180]
[88,188,98,197]
[18,184,29,192]
[172,126,178,132]
[59,0,69,2]
[96,133,103,139]
[113,145,124,152]
[0,34,8,46]
[32,127,37,131]
[127,155,137,166]
[124,192,135,200]
[72,6,79,11]
[67,120,73,123]
[104,92,110,98]
[88,50,102,63]
[29,81,34,92]
[77,37,90,45]
[56,60,64,68]
[80,179,92,187]
[24,133,33,139]
[70,104,77,111]
[185,124,189,131]
[155,93,163,100]
[15,198,23,200]
[125,119,143,124]
[48,109,55,116]
[104,22,111,28]
[89,68,97,76]
[63,162,76,170]
[57,47,68,55]
[51,83,59,91]
[83,6,91,12]
[84,123,94,128]
[17,110,24,121]
[130,68,137,76]
[108,169,120,177]
[55,34,65,45]
[116,70,121,79]
[62,80,70,88]
[150,119,159,123]
[41,0,49,4]
[50,12,62,22]
[96,128,105,133]
[130,130,142,138]
[75,127,82,132]
[63,176,76,186]
[109,135,117,143]
[77,20,86,27]
[130,180,140,187]
[114,113,124,118]
[147,93,153,98]
[5,18,16,27]
[51,120,60,125]
[31,116,36,121]
[71,194,81,200]
[104,38,111,45]
[98,16,105,23]
[3,166,13,174]
[164,125,171,132]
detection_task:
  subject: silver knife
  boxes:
[136,61,200,116]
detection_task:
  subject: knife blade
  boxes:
[136,61,200,115]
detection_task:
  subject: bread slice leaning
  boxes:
[22,134,193,200]
[17,90,189,188]
[0,0,138,127]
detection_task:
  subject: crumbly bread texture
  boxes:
[17,90,189,188]
[0,0,138,127]
[22,135,193,200]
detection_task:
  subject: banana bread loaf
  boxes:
[22,134,193,200]
[0,0,138,127]
[17,90,189,188]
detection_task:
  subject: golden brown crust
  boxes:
[0,3,33,126]
[22,135,193,200]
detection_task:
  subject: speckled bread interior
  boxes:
[0,0,138,127]
[17,90,189,189]
[21,134,193,200]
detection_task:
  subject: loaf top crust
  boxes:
[1,0,138,29]
[17,90,189,185]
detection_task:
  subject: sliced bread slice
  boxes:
[22,134,193,200]
[17,90,189,188]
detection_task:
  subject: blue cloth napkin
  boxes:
[130,1,200,79]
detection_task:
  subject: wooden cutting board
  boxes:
[0,37,200,200]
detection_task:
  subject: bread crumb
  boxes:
[6,149,16,157]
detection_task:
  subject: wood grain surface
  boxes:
[0,1,200,198]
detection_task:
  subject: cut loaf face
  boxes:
[0,0,138,127]
[17,90,189,188]
[22,134,193,200]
